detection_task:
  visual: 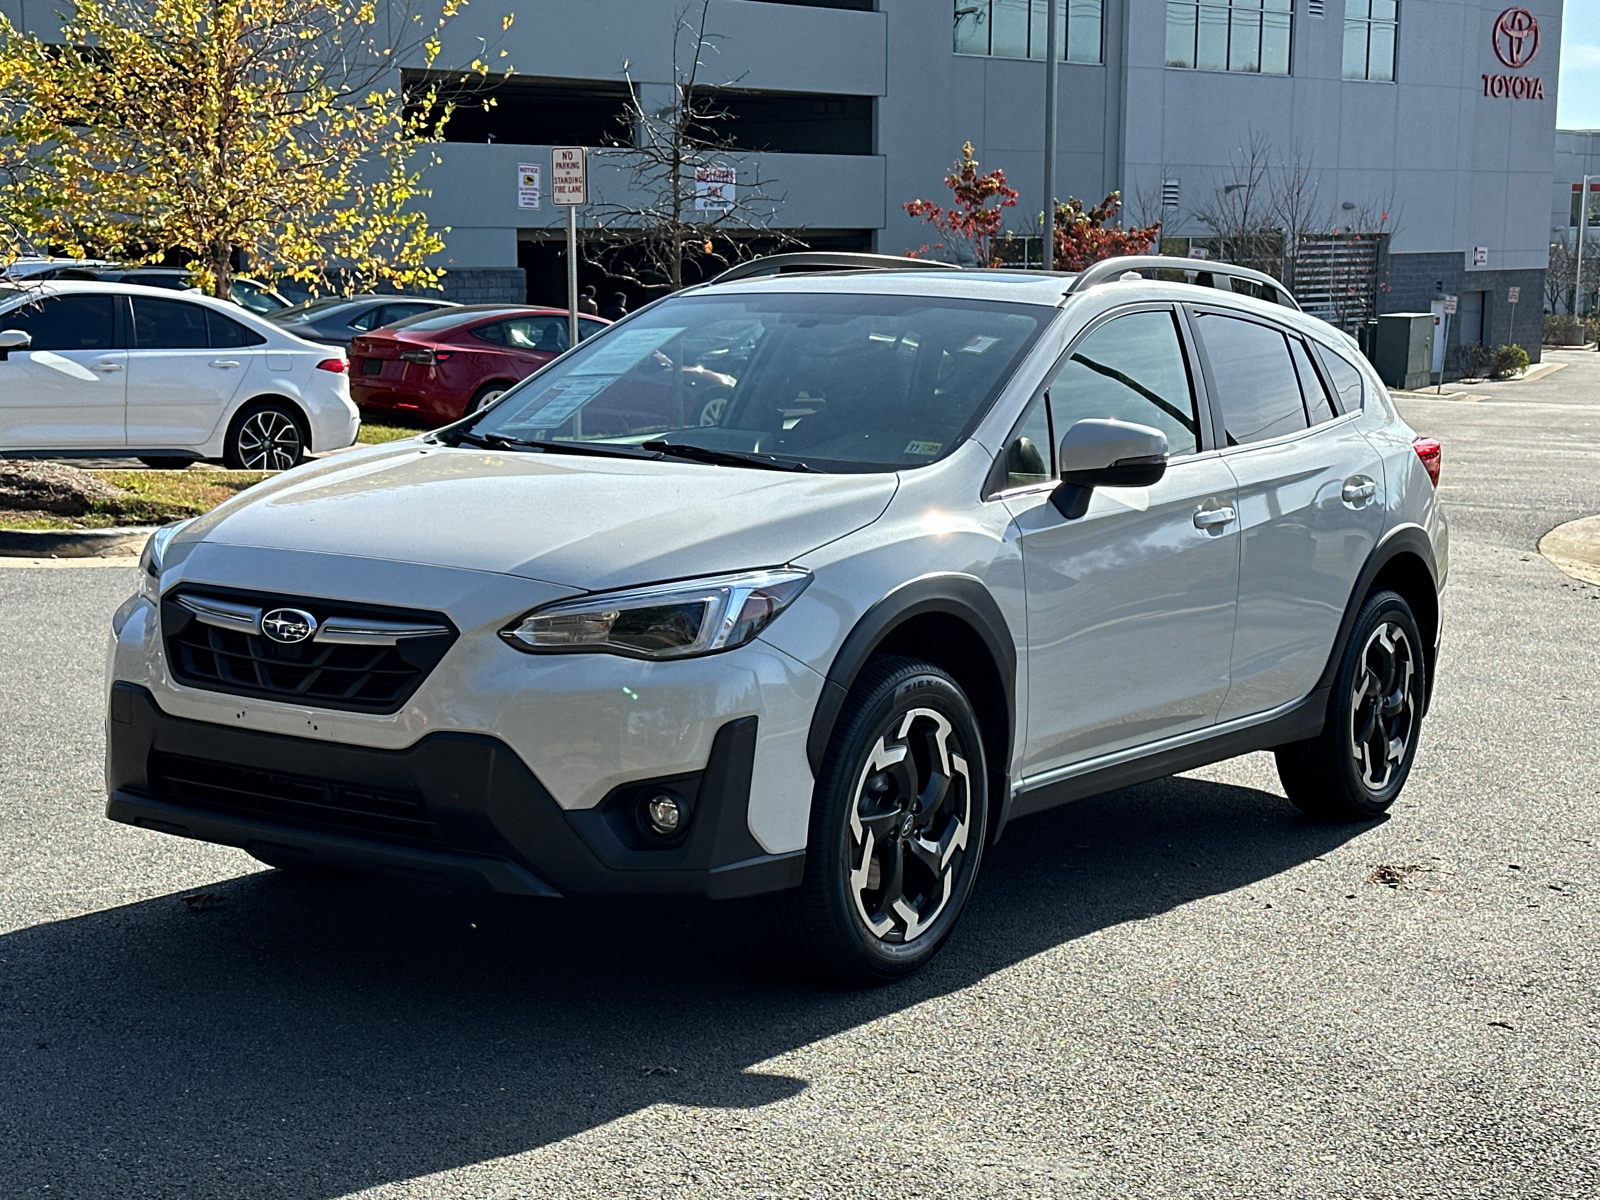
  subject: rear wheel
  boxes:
[1275,589,1425,820]
[225,402,306,471]
[775,656,988,984]
[467,383,512,414]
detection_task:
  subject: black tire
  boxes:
[1275,589,1425,820]
[775,655,989,985]
[467,382,513,414]
[224,401,306,470]
[136,455,197,470]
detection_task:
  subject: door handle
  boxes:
[91,360,123,372]
[1342,477,1377,504]
[1193,505,1236,529]
[209,359,242,369]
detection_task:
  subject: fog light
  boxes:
[644,793,683,837]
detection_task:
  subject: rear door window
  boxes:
[131,296,210,349]
[1196,313,1309,446]
[0,294,117,351]
[1047,309,1200,456]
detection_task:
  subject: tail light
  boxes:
[399,348,453,364]
[315,358,347,373]
[1412,437,1441,487]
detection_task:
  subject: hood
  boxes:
[184,442,898,591]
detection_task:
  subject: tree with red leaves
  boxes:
[1052,192,1161,272]
[902,142,1018,266]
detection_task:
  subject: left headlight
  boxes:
[501,568,812,660]
[137,519,193,599]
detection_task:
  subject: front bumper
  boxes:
[106,682,804,899]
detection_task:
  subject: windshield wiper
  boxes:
[445,429,653,459]
[641,441,812,472]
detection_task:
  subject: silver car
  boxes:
[104,254,1447,983]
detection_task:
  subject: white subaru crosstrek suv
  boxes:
[104,254,1447,983]
[0,281,359,469]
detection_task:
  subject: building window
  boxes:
[1165,0,1292,75]
[1342,0,1398,81]
[954,1,1104,66]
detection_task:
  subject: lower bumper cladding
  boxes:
[105,682,804,899]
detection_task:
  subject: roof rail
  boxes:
[710,252,962,285]
[1067,255,1301,310]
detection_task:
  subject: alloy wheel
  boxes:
[846,707,973,943]
[1349,621,1417,793]
[235,410,303,471]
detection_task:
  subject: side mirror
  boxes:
[1052,418,1169,519]
[0,329,30,362]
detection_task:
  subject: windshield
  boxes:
[461,292,1050,472]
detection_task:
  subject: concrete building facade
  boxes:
[6,0,1561,361]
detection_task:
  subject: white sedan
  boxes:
[0,281,360,470]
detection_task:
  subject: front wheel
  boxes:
[1276,589,1425,820]
[225,403,306,471]
[776,656,988,985]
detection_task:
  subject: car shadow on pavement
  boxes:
[0,773,1370,1197]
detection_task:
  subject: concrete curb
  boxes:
[1539,516,1600,587]
[0,525,156,559]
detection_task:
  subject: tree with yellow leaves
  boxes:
[0,0,512,298]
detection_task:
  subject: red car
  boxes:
[349,305,610,424]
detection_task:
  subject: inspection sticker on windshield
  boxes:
[958,335,999,355]
[904,440,942,456]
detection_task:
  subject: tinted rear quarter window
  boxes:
[206,309,267,348]
[0,294,117,351]
[1313,343,1366,413]
[1288,336,1336,424]
[1198,313,1309,446]
[133,296,210,349]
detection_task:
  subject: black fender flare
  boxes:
[1314,523,1441,715]
[803,574,1018,780]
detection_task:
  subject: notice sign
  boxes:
[517,163,541,210]
[551,147,587,206]
[1508,286,1521,304]
[1471,245,1490,268]
[1443,294,1459,315]
[695,166,735,212]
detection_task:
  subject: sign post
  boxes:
[1437,294,1457,394]
[551,147,588,351]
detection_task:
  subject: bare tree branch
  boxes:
[583,0,799,293]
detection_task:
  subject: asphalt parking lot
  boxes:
[2,352,1597,1199]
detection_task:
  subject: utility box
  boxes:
[1372,313,1434,390]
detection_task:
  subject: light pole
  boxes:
[1576,174,1596,317]
[1042,0,1059,270]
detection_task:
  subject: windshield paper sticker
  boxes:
[959,335,999,355]
[522,376,613,426]
[904,440,942,456]
[567,327,686,376]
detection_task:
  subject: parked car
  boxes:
[349,305,610,424]
[103,253,1447,984]
[0,281,358,469]
[1,256,115,281]
[87,267,294,316]
[269,294,458,348]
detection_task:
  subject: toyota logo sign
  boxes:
[1492,7,1539,70]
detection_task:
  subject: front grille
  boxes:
[149,751,440,842]
[162,587,456,714]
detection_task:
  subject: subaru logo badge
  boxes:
[261,607,317,644]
